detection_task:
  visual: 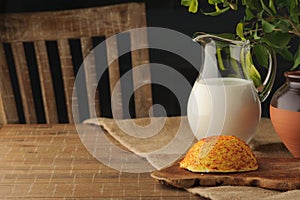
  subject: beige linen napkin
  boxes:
[83,116,298,200]
[187,186,300,200]
[83,116,196,169]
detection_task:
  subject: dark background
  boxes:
[0,0,293,120]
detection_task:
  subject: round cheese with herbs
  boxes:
[180,135,258,173]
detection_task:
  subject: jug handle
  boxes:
[193,33,277,102]
[257,45,277,102]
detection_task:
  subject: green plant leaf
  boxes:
[202,5,230,16]
[259,0,275,16]
[253,23,261,40]
[290,6,300,23]
[216,47,226,70]
[257,10,264,19]
[243,0,262,11]
[291,43,300,71]
[274,47,294,62]
[262,20,275,33]
[228,2,238,10]
[181,0,198,13]
[262,32,292,48]
[236,22,246,40]
[275,19,290,33]
[245,51,262,87]
[249,64,262,87]
[181,0,192,6]
[297,24,300,31]
[230,58,242,77]
[253,44,269,68]
[288,0,297,13]
[245,7,255,20]
[269,0,277,14]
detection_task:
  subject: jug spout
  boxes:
[193,32,247,46]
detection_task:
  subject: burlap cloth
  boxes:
[83,117,300,200]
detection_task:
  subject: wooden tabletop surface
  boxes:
[0,124,202,199]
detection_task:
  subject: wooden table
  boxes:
[0,124,201,199]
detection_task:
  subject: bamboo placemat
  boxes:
[0,124,201,199]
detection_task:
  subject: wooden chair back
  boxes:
[0,3,152,124]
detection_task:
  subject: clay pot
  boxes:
[270,71,300,158]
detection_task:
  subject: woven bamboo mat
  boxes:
[0,124,200,199]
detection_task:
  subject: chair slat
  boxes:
[80,37,101,118]
[57,39,78,123]
[131,54,153,118]
[34,41,58,123]
[106,36,123,119]
[11,42,37,123]
[0,94,6,124]
[129,3,153,118]
[0,44,19,124]
[130,29,153,118]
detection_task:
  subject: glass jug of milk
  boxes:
[187,33,276,143]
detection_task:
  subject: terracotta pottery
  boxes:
[270,71,300,158]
